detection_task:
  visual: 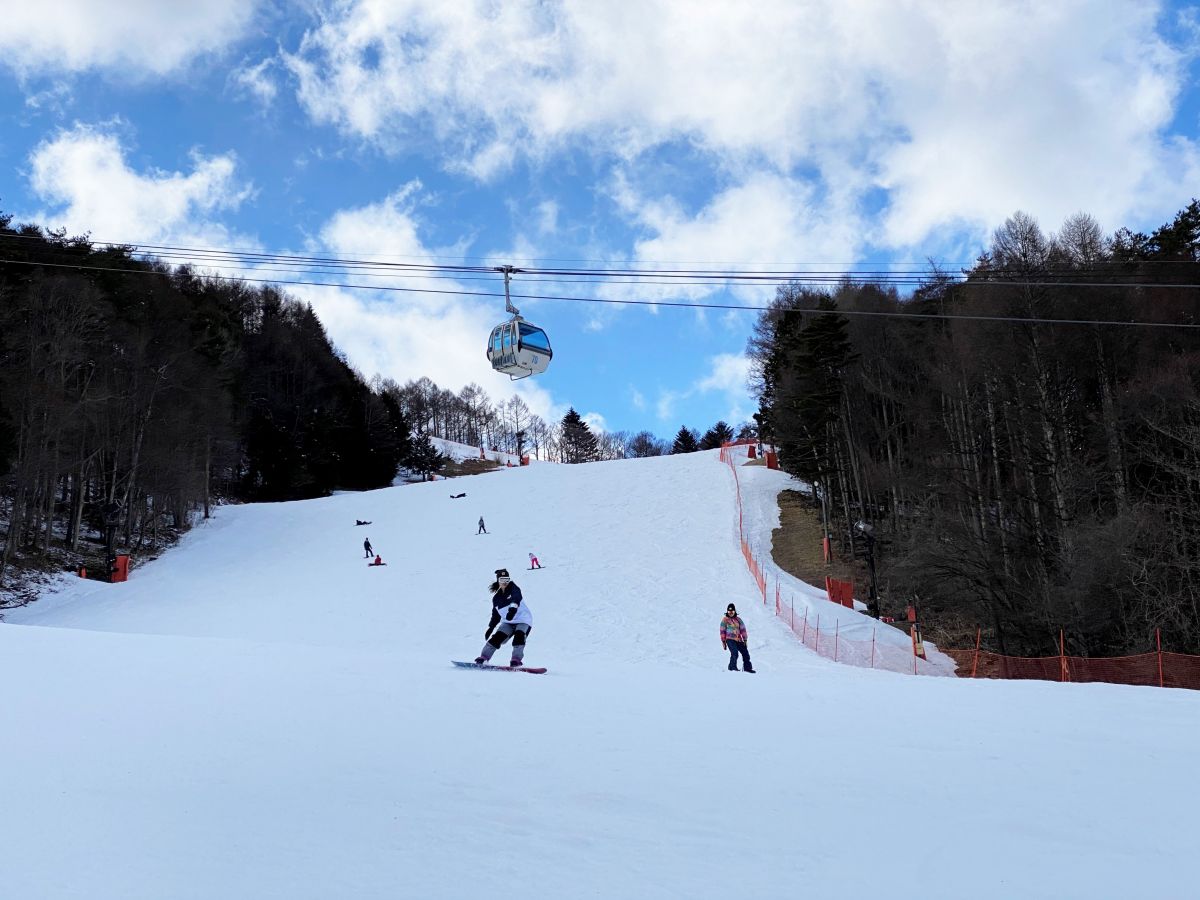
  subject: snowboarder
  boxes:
[450,493,467,499]
[475,568,532,667]
[721,604,755,673]
[363,537,374,558]
[528,552,542,569]
[355,519,372,526]
[477,517,488,535]
[368,555,387,567]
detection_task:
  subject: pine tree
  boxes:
[671,426,699,454]
[559,407,599,463]
[699,420,735,450]
[773,298,855,485]
[407,432,447,480]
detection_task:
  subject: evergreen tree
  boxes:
[773,298,855,486]
[671,426,700,454]
[559,407,599,463]
[699,420,735,450]
[407,432,446,480]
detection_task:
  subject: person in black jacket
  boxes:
[475,568,534,667]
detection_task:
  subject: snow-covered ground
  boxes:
[4,450,1197,899]
[430,435,523,466]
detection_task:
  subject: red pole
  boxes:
[802,608,808,644]
[815,615,821,657]
[834,621,840,662]
[1157,628,1164,688]
[870,628,876,668]
[971,627,981,678]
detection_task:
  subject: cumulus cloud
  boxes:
[0,1,259,77]
[26,123,253,247]
[608,170,862,305]
[279,0,1198,249]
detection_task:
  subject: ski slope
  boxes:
[3,450,1197,899]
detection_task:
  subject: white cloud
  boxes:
[280,0,1198,248]
[652,354,752,427]
[26,124,253,247]
[231,57,280,106]
[629,387,646,412]
[582,412,607,433]
[24,82,73,114]
[608,171,862,305]
[289,188,566,423]
[0,1,259,77]
[696,354,750,396]
[536,201,559,236]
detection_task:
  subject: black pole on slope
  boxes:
[854,520,879,619]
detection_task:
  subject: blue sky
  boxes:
[1,1,1198,439]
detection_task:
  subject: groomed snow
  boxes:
[4,449,1196,899]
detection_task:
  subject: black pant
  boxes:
[727,640,752,671]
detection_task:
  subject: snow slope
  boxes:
[4,450,1197,899]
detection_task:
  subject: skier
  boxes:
[721,604,755,673]
[475,568,533,667]
[528,552,542,569]
[477,516,488,535]
[363,537,374,558]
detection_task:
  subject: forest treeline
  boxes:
[0,213,740,591]
[751,202,1200,656]
[0,216,428,588]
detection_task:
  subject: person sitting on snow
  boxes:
[367,555,387,567]
[475,568,533,667]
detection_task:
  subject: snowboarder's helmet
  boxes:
[495,568,510,579]
[727,604,737,614]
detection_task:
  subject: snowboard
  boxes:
[452,660,547,674]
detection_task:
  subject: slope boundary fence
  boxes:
[718,445,937,676]
[945,630,1200,691]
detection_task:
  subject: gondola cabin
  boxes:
[487,317,553,380]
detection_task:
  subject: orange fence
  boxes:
[945,630,1200,691]
[719,444,939,676]
[825,576,854,608]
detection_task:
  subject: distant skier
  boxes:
[528,552,542,569]
[477,517,488,535]
[368,555,387,567]
[475,568,533,667]
[363,537,374,558]
[721,604,755,673]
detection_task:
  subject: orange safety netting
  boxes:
[718,444,937,676]
[943,642,1200,691]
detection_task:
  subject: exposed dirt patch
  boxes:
[440,458,505,478]
[769,490,856,592]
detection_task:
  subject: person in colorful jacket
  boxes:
[475,568,533,667]
[721,604,755,673]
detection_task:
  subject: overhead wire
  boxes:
[1,253,1198,330]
